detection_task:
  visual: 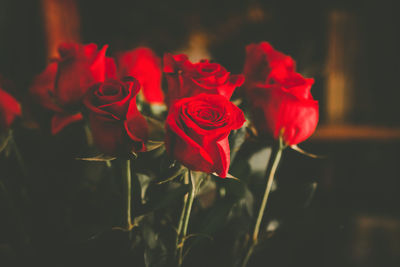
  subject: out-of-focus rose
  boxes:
[83,77,148,156]
[117,47,164,104]
[0,87,21,133]
[243,42,318,145]
[243,41,295,88]
[30,42,116,134]
[163,53,244,106]
[165,93,245,177]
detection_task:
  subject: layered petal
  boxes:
[56,43,109,107]
[163,53,243,105]
[244,41,319,145]
[165,94,245,177]
[29,62,62,112]
[83,77,147,155]
[243,41,295,86]
[250,84,319,145]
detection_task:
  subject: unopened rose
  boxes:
[165,93,245,177]
[163,53,244,106]
[83,77,148,156]
[243,42,318,145]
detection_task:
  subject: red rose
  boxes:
[165,93,245,177]
[83,77,148,156]
[243,42,318,145]
[247,73,318,146]
[117,47,164,104]
[30,42,116,134]
[243,42,295,88]
[30,62,60,112]
[0,88,21,133]
[163,53,244,106]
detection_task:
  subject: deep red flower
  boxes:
[117,47,164,104]
[0,88,21,133]
[163,53,244,106]
[243,42,318,145]
[83,77,148,156]
[165,93,245,177]
[243,41,295,88]
[30,42,116,134]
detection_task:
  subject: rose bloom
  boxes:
[243,42,318,145]
[165,93,245,177]
[117,47,164,104]
[0,87,21,133]
[30,42,116,134]
[163,53,244,106]
[83,77,148,156]
[243,41,295,88]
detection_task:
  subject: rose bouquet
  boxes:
[0,41,319,267]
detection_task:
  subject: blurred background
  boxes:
[1,0,400,266]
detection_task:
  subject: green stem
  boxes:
[181,170,195,239]
[177,169,196,266]
[9,131,27,177]
[83,122,93,147]
[176,171,189,248]
[241,143,284,267]
[122,159,132,231]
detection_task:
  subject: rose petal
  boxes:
[261,86,319,145]
[165,93,245,175]
[105,57,117,79]
[0,88,21,131]
[88,113,126,155]
[213,137,230,178]
[51,112,83,135]
[29,62,63,112]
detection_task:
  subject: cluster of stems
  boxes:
[6,128,287,267]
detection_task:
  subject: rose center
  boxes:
[202,66,217,72]
[101,85,120,96]
[197,109,217,121]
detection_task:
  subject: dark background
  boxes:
[1,0,400,266]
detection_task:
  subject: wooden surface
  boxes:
[311,125,400,141]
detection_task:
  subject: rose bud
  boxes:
[83,77,148,156]
[30,42,116,134]
[243,41,318,145]
[117,47,164,104]
[249,72,318,146]
[163,53,244,106]
[0,87,21,133]
[165,93,245,178]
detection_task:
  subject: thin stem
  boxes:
[105,160,112,168]
[177,169,197,267]
[252,148,282,242]
[176,171,189,248]
[181,170,195,239]
[241,144,283,267]
[122,159,133,231]
[83,123,93,146]
[9,131,27,177]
